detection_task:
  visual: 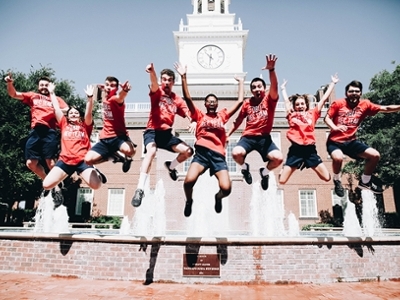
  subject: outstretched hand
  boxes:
[145,63,154,73]
[47,82,56,93]
[84,85,95,97]
[174,62,187,76]
[234,74,245,83]
[120,81,131,92]
[280,79,288,90]
[261,53,278,70]
[331,73,339,84]
[4,72,13,83]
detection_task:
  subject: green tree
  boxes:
[343,64,400,187]
[0,66,89,209]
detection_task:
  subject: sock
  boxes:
[361,174,371,184]
[241,163,248,170]
[333,173,341,181]
[137,172,148,190]
[169,159,179,170]
[262,168,269,176]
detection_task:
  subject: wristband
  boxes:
[123,89,129,92]
[87,95,93,98]
[269,68,275,72]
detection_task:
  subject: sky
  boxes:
[1,0,399,103]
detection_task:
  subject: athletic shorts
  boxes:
[55,160,92,176]
[326,139,369,160]
[143,129,184,154]
[236,135,279,162]
[191,145,228,176]
[285,143,322,170]
[25,125,58,160]
[91,135,135,159]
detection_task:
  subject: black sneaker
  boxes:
[184,199,193,217]
[164,161,178,181]
[259,168,269,191]
[122,158,132,173]
[214,194,222,214]
[358,180,383,194]
[333,179,345,197]
[132,189,144,207]
[94,167,107,184]
[51,189,64,208]
[241,163,252,184]
[42,189,50,197]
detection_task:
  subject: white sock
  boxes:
[262,168,269,176]
[241,163,248,170]
[137,172,148,190]
[333,173,341,181]
[361,174,371,184]
[169,159,179,170]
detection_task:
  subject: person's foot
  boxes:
[51,188,64,208]
[94,167,107,184]
[184,199,193,217]
[259,168,269,191]
[214,194,222,214]
[42,189,50,197]
[358,180,383,194]
[333,179,345,197]
[164,161,178,181]
[132,189,145,207]
[122,158,132,173]
[241,163,252,185]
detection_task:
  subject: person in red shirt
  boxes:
[325,80,400,196]
[43,83,106,207]
[131,63,194,208]
[279,74,339,184]
[227,54,282,191]
[4,73,68,182]
[174,62,244,217]
[84,76,136,173]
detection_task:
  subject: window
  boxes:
[271,132,281,150]
[76,188,93,215]
[107,188,125,216]
[299,190,317,218]
[331,189,347,207]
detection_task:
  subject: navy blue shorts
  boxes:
[326,139,369,160]
[55,160,93,176]
[91,135,134,159]
[143,129,184,154]
[25,125,58,160]
[237,135,279,162]
[285,143,322,170]
[191,145,228,176]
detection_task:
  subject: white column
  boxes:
[192,0,198,14]
[215,0,221,13]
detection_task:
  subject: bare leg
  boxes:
[80,168,102,190]
[26,159,47,180]
[232,145,247,165]
[312,163,331,182]
[279,165,297,185]
[42,167,68,190]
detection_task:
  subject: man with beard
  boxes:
[5,73,68,182]
[131,63,193,208]
[227,54,283,191]
[325,80,400,196]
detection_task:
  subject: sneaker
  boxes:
[259,168,269,191]
[111,152,125,163]
[94,167,107,184]
[333,179,345,197]
[122,158,132,173]
[132,189,144,207]
[241,163,252,185]
[164,161,178,181]
[51,188,64,208]
[42,189,50,197]
[184,199,193,217]
[214,194,222,214]
[358,180,383,194]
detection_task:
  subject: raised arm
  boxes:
[280,79,291,114]
[262,54,278,100]
[113,81,131,104]
[317,73,339,112]
[146,63,159,93]
[174,62,196,115]
[227,76,245,117]
[83,85,95,126]
[4,73,23,100]
[379,104,400,113]
[47,83,63,123]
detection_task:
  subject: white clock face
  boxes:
[197,45,224,69]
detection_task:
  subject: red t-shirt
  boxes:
[234,94,278,137]
[146,88,188,130]
[22,92,67,129]
[327,98,381,143]
[100,95,127,139]
[192,107,230,156]
[286,107,320,145]
[58,116,93,165]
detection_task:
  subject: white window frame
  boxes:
[76,188,94,216]
[270,131,281,150]
[331,189,348,207]
[299,190,318,218]
[107,188,125,216]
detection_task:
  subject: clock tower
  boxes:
[173,0,248,98]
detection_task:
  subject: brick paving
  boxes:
[1,273,400,300]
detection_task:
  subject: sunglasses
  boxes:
[348,89,361,93]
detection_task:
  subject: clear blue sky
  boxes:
[1,0,399,102]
